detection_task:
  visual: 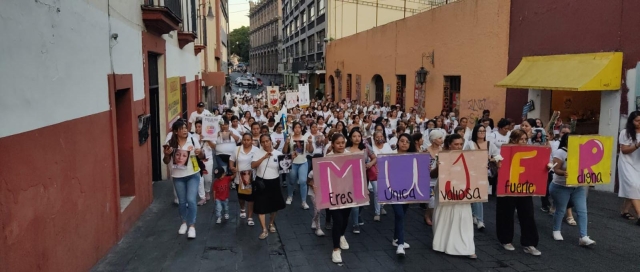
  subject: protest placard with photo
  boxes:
[201,115,220,141]
[238,170,253,195]
[437,150,489,204]
[172,149,189,170]
[277,154,292,174]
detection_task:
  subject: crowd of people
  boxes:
[160,90,640,264]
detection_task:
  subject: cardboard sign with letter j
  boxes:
[312,154,369,210]
[437,150,489,204]
[497,145,551,196]
[566,135,613,186]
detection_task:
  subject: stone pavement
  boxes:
[93,180,640,272]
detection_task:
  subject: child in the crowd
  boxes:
[213,166,234,224]
[308,170,325,237]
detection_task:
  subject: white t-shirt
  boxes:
[188,110,212,132]
[231,106,241,117]
[230,146,260,184]
[372,143,394,155]
[253,149,283,179]
[271,132,286,152]
[551,148,568,186]
[165,135,201,178]
[388,117,399,130]
[487,131,511,150]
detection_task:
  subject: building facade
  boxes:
[199,0,230,107]
[0,0,202,271]
[327,0,460,40]
[281,0,327,92]
[249,0,283,85]
[325,0,509,119]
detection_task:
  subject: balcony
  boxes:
[141,0,183,36]
[194,44,206,55]
[178,31,196,48]
[316,13,325,25]
[300,25,306,34]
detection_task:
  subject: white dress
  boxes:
[432,180,475,256]
[618,129,640,199]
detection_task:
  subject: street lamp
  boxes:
[416,51,434,84]
[206,1,214,18]
[334,68,341,78]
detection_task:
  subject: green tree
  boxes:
[229,26,250,64]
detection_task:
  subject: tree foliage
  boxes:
[229,26,250,64]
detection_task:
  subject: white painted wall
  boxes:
[165,32,201,82]
[597,91,621,192]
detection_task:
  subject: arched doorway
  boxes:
[372,75,384,102]
[328,75,336,100]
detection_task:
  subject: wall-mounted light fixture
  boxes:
[206,1,215,18]
[334,68,341,78]
[416,51,434,84]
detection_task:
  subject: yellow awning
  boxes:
[496,52,623,91]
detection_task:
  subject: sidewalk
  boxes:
[93,181,640,272]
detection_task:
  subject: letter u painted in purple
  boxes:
[317,158,366,205]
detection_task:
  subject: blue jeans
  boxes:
[351,206,364,226]
[392,204,409,244]
[369,181,380,215]
[287,162,308,202]
[471,202,484,223]
[215,199,229,217]
[549,183,589,237]
[215,155,228,173]
[173,173,200,225]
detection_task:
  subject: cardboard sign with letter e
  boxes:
[566,135,613,186]
[377,153,431,204]
[497,145,551,196]
[312,153,369,210]
[437,150,489,204]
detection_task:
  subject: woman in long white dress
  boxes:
[431,133,476,258]
[618,111,640,226]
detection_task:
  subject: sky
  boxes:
[228,0,251,31]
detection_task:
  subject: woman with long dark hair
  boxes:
[550,133,595,246]
[462,124,501,230]
[390,133,418,256]
[283,122,315,209]
[163,119,204,239]
[346,128,377,234]
[432,133,476,258]
[495,129,541,256]
[618,111,640,226]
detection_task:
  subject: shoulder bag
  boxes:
[365,146,379,181]
[253,154,269,191]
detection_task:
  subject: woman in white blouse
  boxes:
[618,111,640,226]
[462,124,501,231]
[283,122,315,209]
[230,133,260,226]
[251,134,286,240]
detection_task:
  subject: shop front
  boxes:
[496,52,623,192]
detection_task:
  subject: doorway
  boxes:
[396,75,406,106]
[373,75,384,102]
[148,53,162,181]
[114,87,136,207]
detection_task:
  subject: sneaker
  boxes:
[502,243,515,251]
[326,221,333,230]
[311,220,317,229]
[187,227,196,239]
[392,239,410,249]
[178,223,188,234]
[315,228,326,237]
[477,222,485,231]
[331,250,342,263]
[373,215,380,222]
[339,236,349,250]
[396,244,405,256]
[523,246,541,256]
[224,214,229,220]
[173,198,179,205]
[553,231,564,241]
[579,236,596,247]
[380,208,387,215]
[286,197,293,205]
[216,217,222,224]
[358,216,364,226]
[352,225,360,234]
[302,202,309,210]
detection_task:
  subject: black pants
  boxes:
[541,172,553,209]
[496,196,539,247]
[328,208,351,249]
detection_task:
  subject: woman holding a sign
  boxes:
[424,130,446,226]
[462,124,502,231]
[495,129,541,256]
[618,111,640,226]
[391,133,418,256]
[230,133,260,226]
[550,133,596,246]
[346,128,378,234]
[283,122,315,209]
[431,133,476,259]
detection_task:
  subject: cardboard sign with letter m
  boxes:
[312,154,369,210]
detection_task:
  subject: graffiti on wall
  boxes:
[464,97,499,124]
[355,75,361,102]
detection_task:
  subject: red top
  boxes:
[213,176,232,201]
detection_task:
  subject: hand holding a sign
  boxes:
[163,145,173,155]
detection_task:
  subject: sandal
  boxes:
[247,218,255,226]
[621,213,636,220]
[240,209,246,219]
[565,217,577,226]
[269,224,277,233]
[259,230,268,240]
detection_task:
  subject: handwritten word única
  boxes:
[384,188,416,201]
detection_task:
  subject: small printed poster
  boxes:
[278,154,293,174]
[238,170,253,195]
[172,149,190,170]
[202,115,220,141]
[293,140,305,154]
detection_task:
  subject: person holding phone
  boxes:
[283,122,315,209]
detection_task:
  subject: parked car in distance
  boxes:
[235,77,256,87]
